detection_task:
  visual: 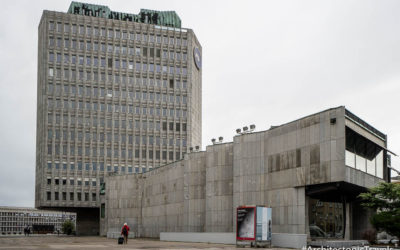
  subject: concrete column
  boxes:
[344,202,351,240]
[305,195,310,239]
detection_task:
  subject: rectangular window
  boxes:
[47,192,51,200]
[86,26,91,35]
[135,149,140,158]
[56,23,62,32]
[57,38,62,48]
[49,37,54,47]
[79,41,85,50]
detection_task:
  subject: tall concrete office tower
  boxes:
[35,2,202,235]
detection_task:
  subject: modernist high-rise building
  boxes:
[35,2,202,234]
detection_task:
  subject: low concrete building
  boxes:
[0,206,76,235]
[101,106,393,242]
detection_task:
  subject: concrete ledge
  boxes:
[160,232,235,244]
[272,233,307,249]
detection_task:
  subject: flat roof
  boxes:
[233,106,386,142]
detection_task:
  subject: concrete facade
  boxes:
[35,2,202,235]
[103,106,390,242]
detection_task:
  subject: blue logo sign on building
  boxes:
[193,47,201,70]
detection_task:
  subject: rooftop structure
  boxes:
[67,2,182,28]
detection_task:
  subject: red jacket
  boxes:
[121,225,130,235]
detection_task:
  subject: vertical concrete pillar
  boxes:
[305,196,310,239]
[344,202,351,240]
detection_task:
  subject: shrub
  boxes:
[61,220,75,235]
[359,182,400,239]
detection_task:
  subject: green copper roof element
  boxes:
[67,1,182,28]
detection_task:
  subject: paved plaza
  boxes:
[0,236,286,250]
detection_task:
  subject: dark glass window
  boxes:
[101,203,105,218]
[309,198,344,239]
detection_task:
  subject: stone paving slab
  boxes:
[0,236,291,249]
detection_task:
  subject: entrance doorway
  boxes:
[308,198,344,239]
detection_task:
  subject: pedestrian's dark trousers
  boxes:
[124,234,128,244]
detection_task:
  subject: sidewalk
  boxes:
[0,236,237,249]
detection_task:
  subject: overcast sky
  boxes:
[0,0,399,207]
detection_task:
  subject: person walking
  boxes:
[121,223,130,244]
